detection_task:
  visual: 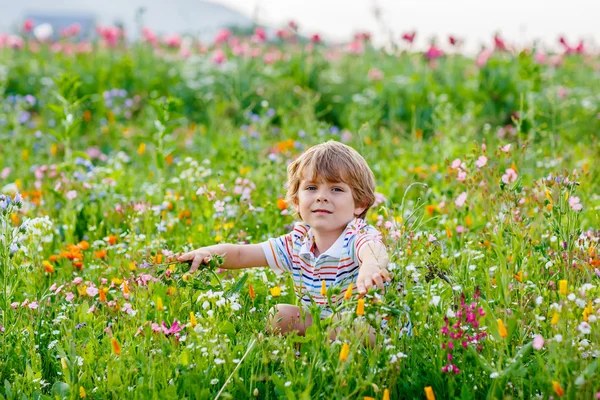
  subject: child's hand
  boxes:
[176,249,212,274]
[357,263,391,297]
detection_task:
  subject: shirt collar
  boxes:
[299,218,366,258]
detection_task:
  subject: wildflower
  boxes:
[111,337,121,355]
[321,280,327,297]
[99,288,108,302]
[578,322,591,334]
[43,260,54,274]
[249,284,255,299]
[558,280,568,295]
[383,389,390,400]
[162,320,183,335]
[533,334,544,350]
[156,297,164,311]
[339,343,350,362]
[344,283,354,300]
[497,319,508,338]
[270,286,281,297]
[424,386,435,400]
[86,286,99,297]
[501,169,518,184]
[551,311,559,325]
[79,386,86,398]
[455,192,467,208]
[568,196,582,211]
[356,298,365,316]
[61,358,68,370]
[276,198,288,210]
[190,312,197,327]
[475,156,487,168]
[552,381,564,397]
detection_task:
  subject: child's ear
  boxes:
[353,203,367,217]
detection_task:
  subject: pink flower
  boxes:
[500,144,511,152]
[494,34,507,51]
[425,44,444,60]
[451,158,462,169]
[533,334,544,350]
[86,286,99,297]
[11,302,19,309]
[252,27,267,43]
[457,170,467,182]
[475,156,487,168]
[142,27,158,45]
[28,301,38,310]
[66,190,77,200]
[163,33,182,48]
[310,34,321,44]
[456,225,465,234]
[455,192,468,208]
[401,31,416,44]
[367,68,384,81]
[501,169,518,184]
[162,320,184,335]
[214,29,231,44]
[23,19,34,32]
[212,49,226,65]
[385,221,393,230]
[568,196,582,211]
[73,277,83,285]
[557,87,568,99]
[534,52,546,64]
[476,49,493,67]
[65,292,75,302]
[428,234,437,242]
[1,168,10,179]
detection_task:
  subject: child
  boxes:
[177,140,391,338]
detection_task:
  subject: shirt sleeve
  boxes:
[353,224,385,264]
[261,234,293,275]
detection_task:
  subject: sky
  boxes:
[213,0,600,52]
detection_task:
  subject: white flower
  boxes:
[430,296,441,307]
[490,372,499,379]
[567,293,576,301]
[554,334,563,343]
[284,381,292,387]
[446,308,456,318]
[535,296,543,305]
[214,358,225,365]
[202,301,210,310]
[210,378,219,385]
[34,23,53,41]
[578,322,591,334]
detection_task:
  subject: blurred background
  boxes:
[0,0,598,53]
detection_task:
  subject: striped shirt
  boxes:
[261,217,384,314]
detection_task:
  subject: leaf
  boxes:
[51,381,70,398]
[220,321,236,338]
[4,380,12,398]
[227,273,249,296]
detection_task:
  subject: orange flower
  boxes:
[424,386,435,400]
[107,234,118,245]
[73,261,83,270]
[249,284,255,299]
[78,241,90,250]
[49,255,59,262]
[497,319,508,338]
[513,271,523,282]
[425,204,439,216]
[276,198,288,210]
[382,389,390,400]
[123,281,130,295]
[43,260,55,274]
[95,249,107,259]
[99,287,108,302]
[552,381,564,397]
[111,338,121,355]
[155,254,163,264]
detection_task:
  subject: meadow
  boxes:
[1,22,599,399]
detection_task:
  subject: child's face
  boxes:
[296,170,366,234]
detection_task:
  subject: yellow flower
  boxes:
[339,343,350,362]
[424,386,435,400]
[497,319,508,338]
[321,280,327,297]
[583,301,593,322]
[270,286,281,297]
[190,312,197,327]
[344,283,354,300]
[79,386,87,398]
[558,280,568,295]
[129,261,136,271]
[382,389,390,400]
[43,260,55,274]
[61,358,68,370]
[465,214,472,227]
[356,299,365,316]
[156,297,164,311]
[552,381,564,397]
[137,143,146,155]
[551,311,559,325]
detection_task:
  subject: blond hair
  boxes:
[285,141,376,219]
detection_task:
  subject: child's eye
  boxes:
[332,187,344,192]
[305,186,317,191]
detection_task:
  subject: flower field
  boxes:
[1,22,600,399]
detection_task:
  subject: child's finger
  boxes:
[177,252,192,262]
[380,268,392,282]
[189,255,205,273]
[372,273,385,291]
[356,279,366,296]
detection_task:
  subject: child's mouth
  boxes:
[312,209,332,214]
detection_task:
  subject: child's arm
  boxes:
[356,240,391,296]
[177,244,267,273]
